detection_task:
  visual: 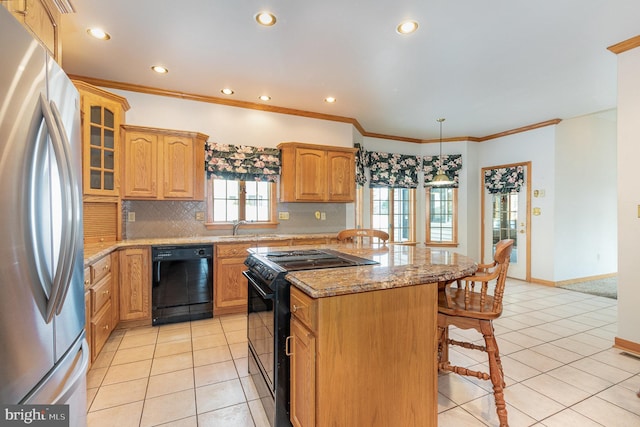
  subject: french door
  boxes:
[481,162,531,281]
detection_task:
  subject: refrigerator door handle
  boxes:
[49,100,80,315]
[31,93,73,323]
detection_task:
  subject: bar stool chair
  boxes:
[336,228,389,244]
[437,239,514,427]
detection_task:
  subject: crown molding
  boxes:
[607,35,640,54]
[68,75,562,144]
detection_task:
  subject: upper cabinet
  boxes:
[121,125,208,200]
[74,80,130,197]
[278,142,356,203]
[1,0,71,62]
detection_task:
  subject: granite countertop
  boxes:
[83,233,338,266]
[271,243,478,298]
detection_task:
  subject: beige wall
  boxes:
[616,43,640,348]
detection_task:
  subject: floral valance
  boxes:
[205,142,280,182]
[366,150,420,188]
[484,166,524,194]
[354,143,367,186]
[423,154,463,188]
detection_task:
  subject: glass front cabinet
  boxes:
[74,80,130,197]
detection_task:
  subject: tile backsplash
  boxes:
[122,200,347,239]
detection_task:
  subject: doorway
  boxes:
[481,162,531,281]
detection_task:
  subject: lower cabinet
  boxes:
[119,247,151,322]
[289,317,316,427]
[214,243,252,315]
[288,284,439,426]
[85,252,117,363]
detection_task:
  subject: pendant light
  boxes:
[426,118,454,187]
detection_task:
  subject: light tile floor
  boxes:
[86,279,640,426]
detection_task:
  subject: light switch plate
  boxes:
[127,212,136,222]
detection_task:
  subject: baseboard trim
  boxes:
[529,272,617,287]
[614,337,640,357]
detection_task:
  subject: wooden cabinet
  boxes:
[1,0,68,62]
[290,317,316,427]
[85,252,118,363]
[121,125,208,200]
[214,243,253,316]
[288,284,438,426]
[74,80,130,197]
[278,142,356,202]
[119,247,151,322]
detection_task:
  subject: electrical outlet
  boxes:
[320,212,326,220]
[195,211,205,221]
[278,211,290,220]
[128,212,136,222]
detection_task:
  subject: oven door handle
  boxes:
[243,270,275,300]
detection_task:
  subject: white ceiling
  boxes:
[60,0,640,141]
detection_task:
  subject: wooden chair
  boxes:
[336,228,389,244]
[437,239,514,427]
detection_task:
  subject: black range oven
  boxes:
[244,249,378,427]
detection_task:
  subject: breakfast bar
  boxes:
[254,244,477,427]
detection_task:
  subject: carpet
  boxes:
[558,277,617,299]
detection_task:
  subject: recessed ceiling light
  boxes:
[255,11,277,26]
[258,95,271,101]
[221,88,234,95]
[87,28,111,40]
[151,65,169,74]
[324,97,337,103]
[396,20,419,35]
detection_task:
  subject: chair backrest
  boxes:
[337,228,389,244]
[449,239,513,316]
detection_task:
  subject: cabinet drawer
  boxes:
[91,255,112,283]
[91,300,112,358]
[215,244,252,258]
[91,273,112,316]
[290,287,317,332]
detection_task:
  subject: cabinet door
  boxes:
[214,256,248,315]
[295,148,326,201]
[290,317,316,427]
[122,131,158,198]
[119,248,151,321]
[327,151,355,201]
[82,92,122,196]
[163,134,195,199]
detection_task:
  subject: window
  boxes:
[370,188,415,242]
[206,177,277,228]
[426,187,458,245]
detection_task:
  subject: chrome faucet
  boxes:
[232,220,249,235]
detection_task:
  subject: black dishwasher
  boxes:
[151,244,214,325]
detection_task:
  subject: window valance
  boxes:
[205,142,280,182]
[423,154,463,188]
[484,166,524,194]
[366,150,420,188]
[354,143,367,186]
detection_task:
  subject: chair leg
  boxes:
[437,324,449,368]
[480,321,508,427]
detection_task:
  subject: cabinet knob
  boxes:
[84,279,90,286]
[292,304,298,313]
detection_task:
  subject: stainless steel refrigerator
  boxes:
[1,6,88,426]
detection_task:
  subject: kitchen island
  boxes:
[277,244,477,427]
